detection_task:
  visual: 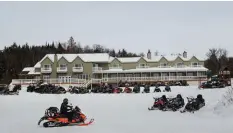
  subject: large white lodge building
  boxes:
[12,50,208,86]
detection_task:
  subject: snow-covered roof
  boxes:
[23,67,41,75]
[34,53,111,68]
[78,53,111,62]
[33,53,206,68]
[145,55,206,62]
[117,57,141,63]
[22,67,34,72]
[94,66,208,73]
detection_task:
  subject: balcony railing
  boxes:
[92,67,102,72]
[158,65,172,68]
[41,67,52,73]
[136,66,150,69]
[11,75,207,85]
[175,65,186,68]
[109,66,122,69]
[57,67,68,73]
[190,65,203,67]
[73,67,83,72]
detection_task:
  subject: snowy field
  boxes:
[1,86,233,133]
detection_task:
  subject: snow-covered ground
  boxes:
[1,86,233,133]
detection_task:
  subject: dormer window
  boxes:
[138,63,148,68]
[191,62,200,67]
[59,64,67,70]
[74,64,82,68]
[176,62,184,68]
[160,63,167,66]
[43,64,51,70]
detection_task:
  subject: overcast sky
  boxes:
[1,1,233,58]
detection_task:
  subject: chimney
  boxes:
[183,51,187,58]
[147,49,151,59]
[154,50,159,56]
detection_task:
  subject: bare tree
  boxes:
[205,48,229,74]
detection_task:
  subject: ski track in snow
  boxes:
[0,86,233,133]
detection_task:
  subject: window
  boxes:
[74,64,82,68]
[110,63,120,68]
[76,74,88,79]
[43,75,50,80]
[160,63,167,67]
[43,64,51,70]
[191,62,199,67]
[113,63,119,67]
[109,74,117,78]
[59,64,66,67]
[138,64,148,68]
[34,76,40,80]
[59,64,67,70]
[93,63,98,67]
[176,62,184,67]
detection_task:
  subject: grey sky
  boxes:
[1,1,233,58]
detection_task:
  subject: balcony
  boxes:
[57,67,68,73]
[41,67,52,73]
[72,67,84,72]
[109,66,122,69]
[158,65,171,68]
[190,65,203,67]
[136,65,150,69]
[175,65,186,68]
[92,67,102,72]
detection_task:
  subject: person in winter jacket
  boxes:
[193,94,205,110]
[174,94,185,108]
[60,98,73,122]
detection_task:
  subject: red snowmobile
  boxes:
[124,87,132,93]
[38,106,94,127]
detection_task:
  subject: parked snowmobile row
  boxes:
[89,85,172,94]
[0,84,21,95]
[27,83,66,94]
[148,94,205,113]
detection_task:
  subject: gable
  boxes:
[189,56,199,62]
[41,56,53,64]
[72,55,84,64]
[137,57,147,64]
[57,56,69,64]
[173,56,184,63]
[159,56,168,63]
[110,58,121,65]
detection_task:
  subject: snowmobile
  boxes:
[148,97,167,111]
[38,106,94,127]
[148,97,183,111]
[124,87,132,93]
[180,96,205,113]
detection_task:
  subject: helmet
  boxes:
[197,94,202,99]
[162,95,166,99]
[177,94,182,98]
[63,98,68,103]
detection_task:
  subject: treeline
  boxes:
[0,37,139,84]
[0,36,232,84]
[204,48,233,77]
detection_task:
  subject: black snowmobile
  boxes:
[180,95,205,113]
[143,85,150,93]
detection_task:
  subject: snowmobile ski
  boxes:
[180,110,194,113]
[148,107,159,111]
[77,118,94,126]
